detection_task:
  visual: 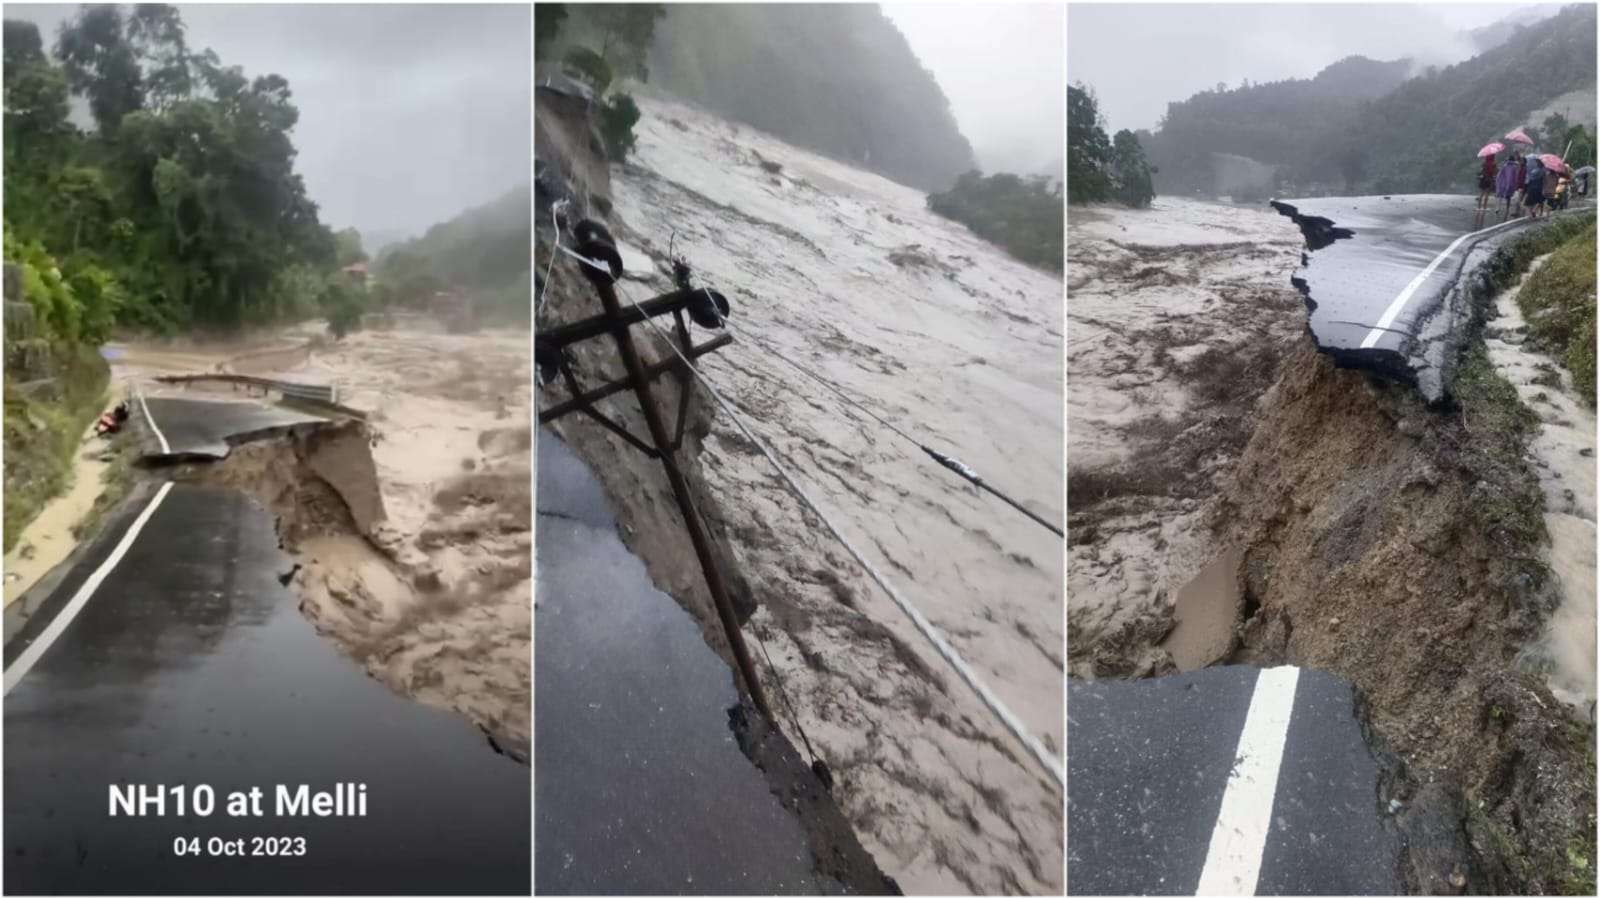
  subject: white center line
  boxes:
[3,482,174,695]
[1360,216,1524,349]
[136,387,170,455]
[1195,665,1301,896]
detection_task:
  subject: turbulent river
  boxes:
[608,94,1064,893]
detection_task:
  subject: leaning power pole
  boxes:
[536,217,771,722]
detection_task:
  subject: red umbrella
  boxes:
[1505,129,1534,145]
[1540,154,1568,173]
[1478,141,1505,158]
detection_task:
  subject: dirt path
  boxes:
[2,382,123,607]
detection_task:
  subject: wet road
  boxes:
[1067,665,1401,896]
[535,431,881,895]
[136,395,327,460]
[3,483,530,894]
[1272,195,1585,400]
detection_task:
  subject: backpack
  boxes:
[1526,159,1544,186]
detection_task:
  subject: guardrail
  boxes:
[153,373,365,419]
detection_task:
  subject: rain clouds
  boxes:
[9,4,531,249]
[1068,3,1560,132]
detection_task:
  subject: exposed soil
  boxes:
[138,324,532,759]
[1068,198,1597,894]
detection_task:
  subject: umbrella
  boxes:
[1505,129,1534,145]
[1575,166,1596,176]
[1540,154,1568,173]
[1478,142,1505,158]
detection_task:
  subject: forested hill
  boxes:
[1140,55,1415,197]
[644,4,977,193]
[1350,2,1596,193]
[3,7,336,336]
[1140,3,1596,198]
[371,185,531,322]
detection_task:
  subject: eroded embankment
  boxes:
[174,413,532,760]
[1208,221,1596,893]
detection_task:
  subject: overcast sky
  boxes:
[8,3,530,247]
[1068,3,1560,133]
[883,3,1064,177]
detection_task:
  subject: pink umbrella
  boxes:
[1540,154,1568,173]
[1505,129,1534,145]
[1478,141,1505,158]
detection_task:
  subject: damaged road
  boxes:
[1271,195,1582,400]
[2,481,530,894]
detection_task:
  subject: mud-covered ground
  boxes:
[1067,198,1596,892]
[1065,198,1304,677]
[542,93,1063,893]
[120,323,532,757]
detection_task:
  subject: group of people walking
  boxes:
[1478,150,1583,220]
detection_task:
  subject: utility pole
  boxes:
[537,219,772,722]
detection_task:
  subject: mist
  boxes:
[884,3,1065,177]
[1068,2,1557,133]
[6,3,530,248]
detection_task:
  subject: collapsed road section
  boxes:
[3,394,531,894]
[1271,195,1585,400]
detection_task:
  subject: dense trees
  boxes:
[1068,85,1155,209]
[640,4,975,192]
[371,186,532,325]
[3,5,338,340]
[927,171,1062,272]
[1140,4,1596,197]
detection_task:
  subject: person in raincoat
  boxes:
[1523,154,1545,219]
[1542,163,1562,212]
[1477,152,1498,210]
[1496,153,1522,219]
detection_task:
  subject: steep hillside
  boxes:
[1354,2,1596,194]
[1142,55,1415,196]
[644,4,977,193]
[372,185,531,323]
[1141,3,1596,197]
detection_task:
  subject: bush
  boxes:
[1517,220,1598,406]
[599,93,642,162]
[563,46,613,95]
[320,278,367,340]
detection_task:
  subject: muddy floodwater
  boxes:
[605,94,1064,893]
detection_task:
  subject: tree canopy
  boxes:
[927,170,1063,272]
[4,5,339,340]
[1068,85,1155,209]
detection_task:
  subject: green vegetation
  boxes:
[927,171,1062,272]
[371,186,532,326]
[2,340,109,553]
[4,6,341,336]
[639,4,976,192]
[1068,85,1155,208]
[1516,221,1597,405]
[1139,4,1597,196]
[540,4,663,164]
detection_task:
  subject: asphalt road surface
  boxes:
[3,483,530,894]
[1067,665,1401,896]
[535,431,887,895]
[136,395,327,460]
[1271,195,1587,400]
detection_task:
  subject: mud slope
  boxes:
[1066,199,1305,678]
[539,91,1063,894]
[1213,299,1594,889]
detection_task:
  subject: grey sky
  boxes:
[7,3,530,246]
[883,3,1064,177]
[1068,3,1560,133]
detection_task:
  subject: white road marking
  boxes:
[1360,216,1524,349]
[136,388,171,455]
[1195,665,1301,896]
[3,482,174,695]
